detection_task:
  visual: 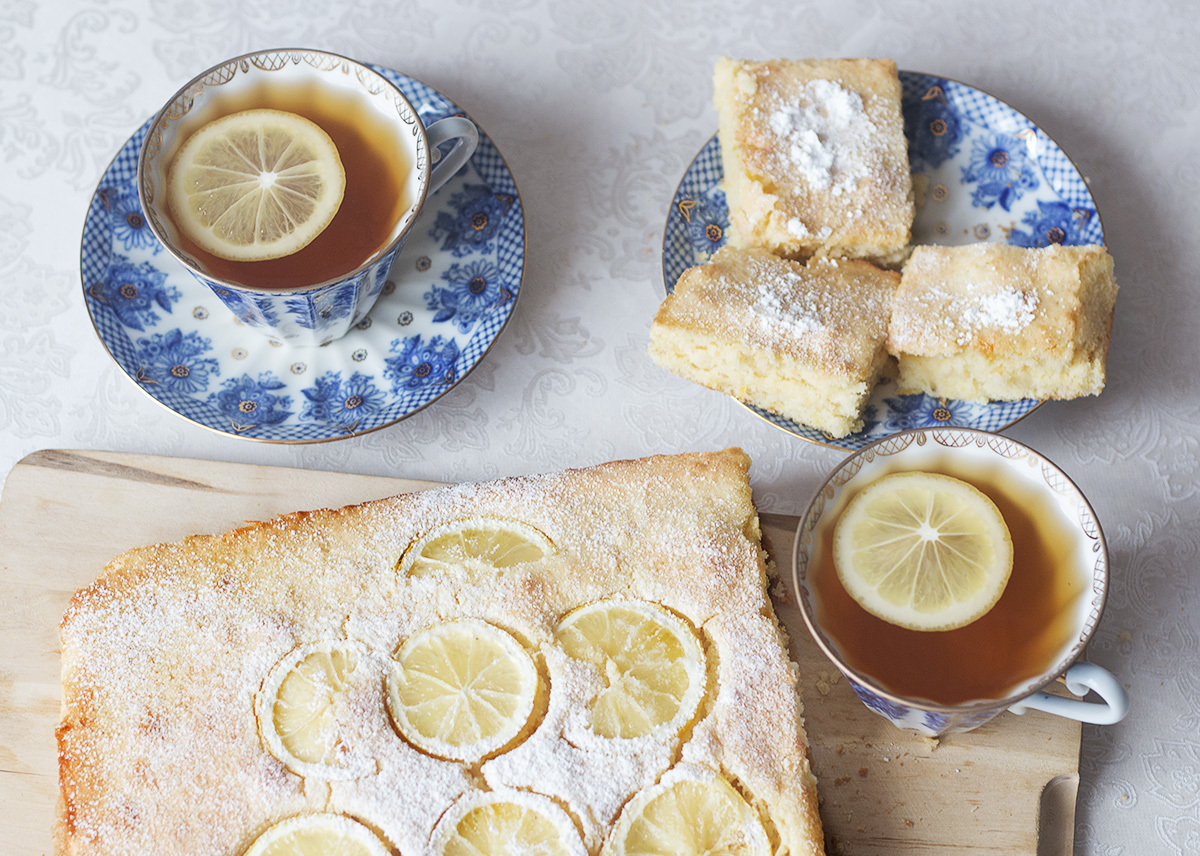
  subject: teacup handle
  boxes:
[425,116,479,196]
[1007,662,1129,725]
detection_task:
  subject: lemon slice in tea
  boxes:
[555,599,706,740]
[398,517,555,577]
[601,769,771,856]
[832,471,1014,632]
[386,619,539,761]
[432,791,588,856]
[167,108,345,261]
[242,813,390,856]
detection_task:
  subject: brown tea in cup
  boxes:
[809,456,1089,706]
[794,428,1127,736]
[138,48,478,345]
[163,79,413,289]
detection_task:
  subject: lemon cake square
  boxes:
[56,450,825,856]
[713,57,914,265]
[649,246,898,438]
[888,243,1117,402]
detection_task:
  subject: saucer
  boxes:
[82,68,524,443]
[662,71,1105,452]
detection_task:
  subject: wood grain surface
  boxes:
[0,450,1081,855]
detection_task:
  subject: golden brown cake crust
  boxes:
[57,450,825,856]
[714,57,913,264]
[649,247,897,436]
[888,243,1117,401]
[655,247,897,377]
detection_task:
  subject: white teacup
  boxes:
[793,427,1129,736]
[137,48,478,346]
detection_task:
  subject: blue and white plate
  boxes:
[82,68,524,443]
[662,71,1105,451]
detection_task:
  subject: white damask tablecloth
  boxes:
[2,0,1198,853]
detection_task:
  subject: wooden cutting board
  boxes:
[0,450,1081,855]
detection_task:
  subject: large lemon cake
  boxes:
[713,57,914,265]
[56,450,825,856]
[888,243,1118,402]
[649,246,898,438]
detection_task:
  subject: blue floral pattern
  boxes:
[1008,200,1097,248]
[95,255,180,331]
[102,187,160,253]
[683,199,728,253]
[83,70,523,442]
[288,283,359,330]
[849,678,1003,736]
[207,287,274,331]
[211,373,292,430]
[281,296,319,331]
[921,711,950,733]
[856,403,881,438]
[299,371,386,428]
[431,183,509,256]
[384,335,461,392]
[135,329,219,394]
[960,132,1040,211]
[849,682,909,723]
[426,260,505,333]
[904,83,963,170]
[879,394,997,432]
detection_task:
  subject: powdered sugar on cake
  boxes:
[763,78,878,200]
[713,57,913,265]
[895,281,1040,348]
[58,562,472,856]
[723,252,891,372]
[481,648,678,849]
[959,287,1038,339]
[752,269,824,339]
[891,248,1045,351]
[58,450,824,855]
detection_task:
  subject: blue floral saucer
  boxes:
[82,68,524,443]
[662,71,1104,451]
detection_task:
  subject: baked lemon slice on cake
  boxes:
[601,768,771,856]
[167,108,345,261]
[833,471,1014,632]
[555,599,705,740]
[431,791,587,856]
[386,619,539,761]
[398,517,555,577]
[242,813,391,856]
[256,641,373,779]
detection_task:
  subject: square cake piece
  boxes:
[650,246,898,438]
[57,450,825,856]
[888,243,1118,402]
[713,57,914,265]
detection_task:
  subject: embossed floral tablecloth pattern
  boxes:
[1,1,1198,853]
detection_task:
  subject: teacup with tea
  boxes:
[138,48,478,346]
[794,427,1128,736]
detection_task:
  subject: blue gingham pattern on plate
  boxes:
[660,70,1108,451]
[662,134,725,291]
[81,70,525,443]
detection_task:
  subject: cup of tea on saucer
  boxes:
[793,427,1129,736]
[137,47,478,347]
